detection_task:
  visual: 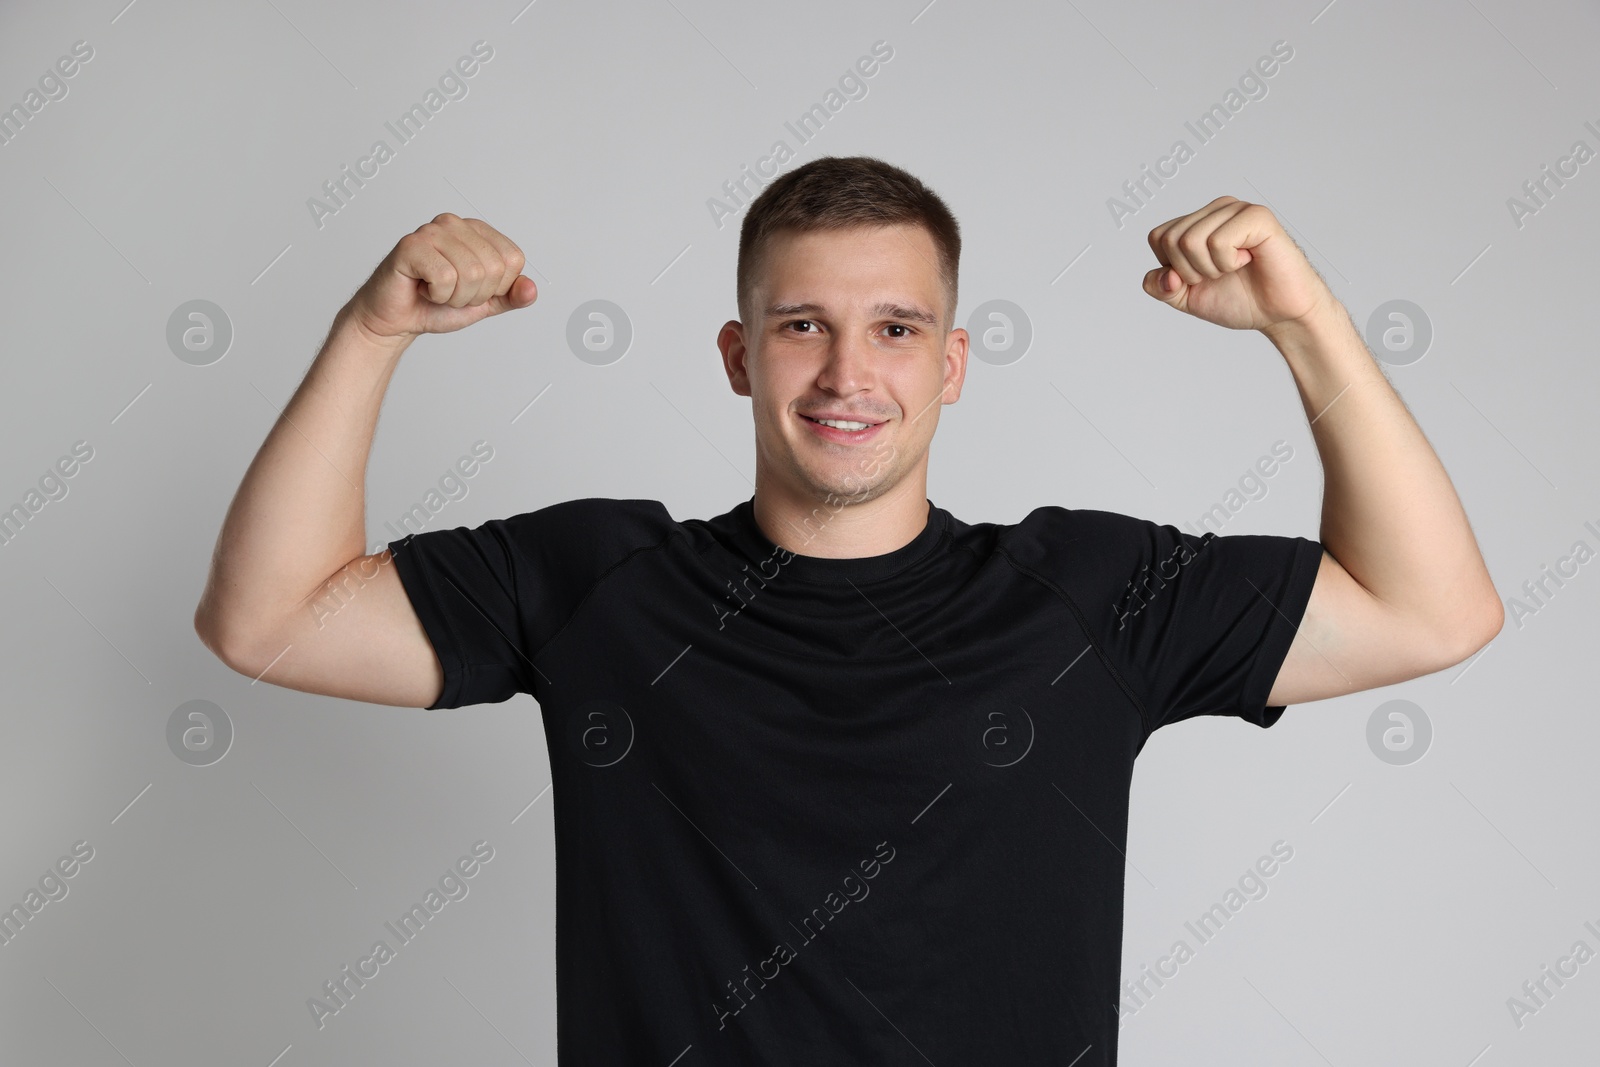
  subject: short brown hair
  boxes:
[736,155,961,330]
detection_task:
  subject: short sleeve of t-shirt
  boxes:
[385,497,675,710]
[1018,507,1323,736]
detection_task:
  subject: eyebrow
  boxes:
[764,301,940,326]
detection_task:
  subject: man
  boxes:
[194,155,1501,1064]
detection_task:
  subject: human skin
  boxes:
[192,213,536,706]
[1139,195,1502,704]
[193,196,1501,713]
[716,222,971,560]
[714,197,1501,708]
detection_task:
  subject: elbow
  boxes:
[193,600,221,657]
[1478,597,1506,644]
[193,610,234,669]
[1466,596,1506,652]
[193,601,259,675]
[1435,597,1505,666]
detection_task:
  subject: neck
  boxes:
[752,477,931,560]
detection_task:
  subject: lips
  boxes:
[800,413,884,427]
[799,412,887,443]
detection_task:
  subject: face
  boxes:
[719,223,968,509]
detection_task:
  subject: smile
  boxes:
[800,413,886,443]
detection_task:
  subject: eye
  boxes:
[782,320,818,334]
[884,324,914,339]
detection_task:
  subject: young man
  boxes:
[194,156,1501,1064]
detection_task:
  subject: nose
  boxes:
[814,333,875,396]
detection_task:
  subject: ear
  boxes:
[942,327,970,404]
[718,320,752,397]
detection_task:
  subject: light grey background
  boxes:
[2,0,1596,1063]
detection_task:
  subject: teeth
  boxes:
[813,417,872,431]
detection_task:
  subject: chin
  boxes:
[797,465,894,507]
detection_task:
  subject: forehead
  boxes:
[756,223,943,318]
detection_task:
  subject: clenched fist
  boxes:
[345,213,537,347]
[1142,196,1331,334]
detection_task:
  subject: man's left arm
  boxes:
[1143,196,1504,708]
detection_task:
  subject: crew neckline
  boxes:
[724,495,948,584]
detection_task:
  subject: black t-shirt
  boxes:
[387,495,1322,1065]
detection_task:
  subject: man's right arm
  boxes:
[191,214,537,708]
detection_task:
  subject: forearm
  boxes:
[1264,302,1499,647]
[195,307,412,653]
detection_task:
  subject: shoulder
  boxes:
[992,504,1202,615]
[392,497,681,583]
[493,496,682,567]
[503,496,677,537]
[997,504,1172,572]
